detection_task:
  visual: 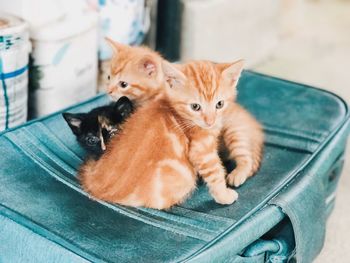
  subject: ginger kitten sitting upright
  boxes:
[105,40,264,188]
[80,58,244,209]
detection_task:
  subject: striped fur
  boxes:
[105,42,263,188]
[164,60,247,203]
[80,59,241,208]
[220,105,264,187]
[165,60,263,188]
[105,38,165,107]
[80,99,197,209]
[81,40,264,209]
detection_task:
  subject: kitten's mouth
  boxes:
[200,123,219,130]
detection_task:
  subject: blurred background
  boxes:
[0,0,349,261]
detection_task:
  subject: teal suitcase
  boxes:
[0,71,349,263]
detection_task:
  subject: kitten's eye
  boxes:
[190,103,201,111]
[119,81,129,88]
[107,75,111,80]
[216,100,224,109]
[86,136,99,146]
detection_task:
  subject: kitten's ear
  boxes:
[105,37,125,56]
[221,59,244,87]
[62,113,85,135]
[114,96,133,118]
[138,56,158,78]
[161,61,186,89]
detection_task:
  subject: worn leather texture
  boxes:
[0,71,349,263]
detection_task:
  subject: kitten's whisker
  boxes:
[178,121,195,132]
[171,120,193,133]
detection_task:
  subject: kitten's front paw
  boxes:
[213,188,238,205]
[227,170,248,187]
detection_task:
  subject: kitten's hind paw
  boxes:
[213,188,238,205]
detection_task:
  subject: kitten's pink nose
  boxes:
[204,115,215,127]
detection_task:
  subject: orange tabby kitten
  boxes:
[105,40,264,187]
[80,60,243,209]
[105,38,165,106]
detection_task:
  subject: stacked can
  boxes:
[98,0,150,92]
[28,13,98,118]
[0,13,31,131]
[0,0,99,118]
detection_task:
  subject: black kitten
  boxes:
[62,96,133,158]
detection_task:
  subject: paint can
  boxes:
[0,0,65,31]
[28,12,99,118]
[99,0,149,60]
[0,13,31,131]
[97,0,150,91]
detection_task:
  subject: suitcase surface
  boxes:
[0,71,349,263]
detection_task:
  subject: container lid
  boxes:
[30,11,98,42]
[0,12,28,36]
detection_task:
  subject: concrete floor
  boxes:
[252,1,350,262]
